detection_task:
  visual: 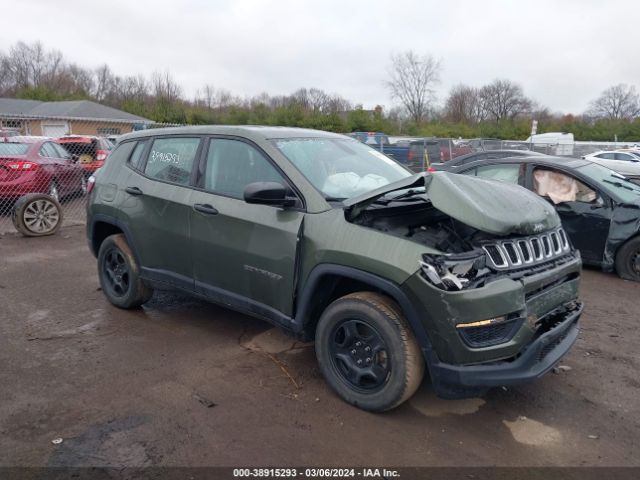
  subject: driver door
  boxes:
[189,137,304,318]
[526,165,612,264]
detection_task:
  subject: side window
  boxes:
[144,137,200,186]
[105,141,137,167]
[533,168,597,204]
[204,139,286,199]
[475,164,521,184]
[39,142,58,158]
[614,153,632,161]
[128,141,147,171]
[598,152,615,160]
[52,143,71,159]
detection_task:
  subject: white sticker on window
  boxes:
[151,150,182,165]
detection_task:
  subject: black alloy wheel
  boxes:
[102,247,131,297]
[329,319,391,392]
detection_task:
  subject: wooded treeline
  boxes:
[2,41,639,141]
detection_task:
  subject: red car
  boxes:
[0,136,87,201]
[438,139,474,162]
[57,135,113,176]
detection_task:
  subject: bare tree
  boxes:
[386,51,441,124]
[479,79,532,122]
[589,84,640,120]
[93,65,114,101]
[444,84,486,123]
[151,71,182,102]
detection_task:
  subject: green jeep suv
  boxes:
[87,126,583,411]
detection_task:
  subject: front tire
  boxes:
[315,292,424,412]
[98,234,153,308]
[615,236,640,282]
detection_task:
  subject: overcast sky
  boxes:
[3,0,638,114]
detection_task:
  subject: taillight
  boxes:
[87,175,96,194]
[7,161,39,171]
[96,150,108,161]
[426,166,436,172]
[408,150,414,161]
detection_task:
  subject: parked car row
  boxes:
[349,132,474,170]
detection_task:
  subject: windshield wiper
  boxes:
[386,188,428,202]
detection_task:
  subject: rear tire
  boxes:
[615,236,640,282]
[315,292,424,412]
[12,193,63,237]
[98,234,153,308]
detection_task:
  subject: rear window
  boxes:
[0,143,30,155]
[59,140,97,159]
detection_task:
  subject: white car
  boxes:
[583,150,640,163]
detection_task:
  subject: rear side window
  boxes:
[106,141,137,168]
[614,153,633,161]
[128,141,147,171]
[471,164,522,184]
[52,143,72,159]
[39,142,59,158]
[144,137,200,186]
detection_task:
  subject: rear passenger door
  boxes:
[189,137,304,318]
[119,136,202,288]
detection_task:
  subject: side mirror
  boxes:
[244,182,295,207]
[591,196,605,209]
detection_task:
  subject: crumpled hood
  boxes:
[344,171,560,236]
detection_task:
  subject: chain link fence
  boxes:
[1,121,131,235]
[355,133,640,173]
[2,122,639,235]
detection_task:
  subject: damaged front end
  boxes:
[346,171,575,291]
[420,250,490,291]
[341,172,583,396]
[419,226,575,291]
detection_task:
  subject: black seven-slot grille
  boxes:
[481,228,570,270]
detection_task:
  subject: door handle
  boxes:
[193,203,219,215]
[125,186,143,196]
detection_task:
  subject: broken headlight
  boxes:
[419,250,491,291]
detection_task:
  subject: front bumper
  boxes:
[428,301,582,398]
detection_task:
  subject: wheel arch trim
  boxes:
[294,264,436,360]
[88,214,140,264]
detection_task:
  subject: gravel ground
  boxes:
[0,225,639,468]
